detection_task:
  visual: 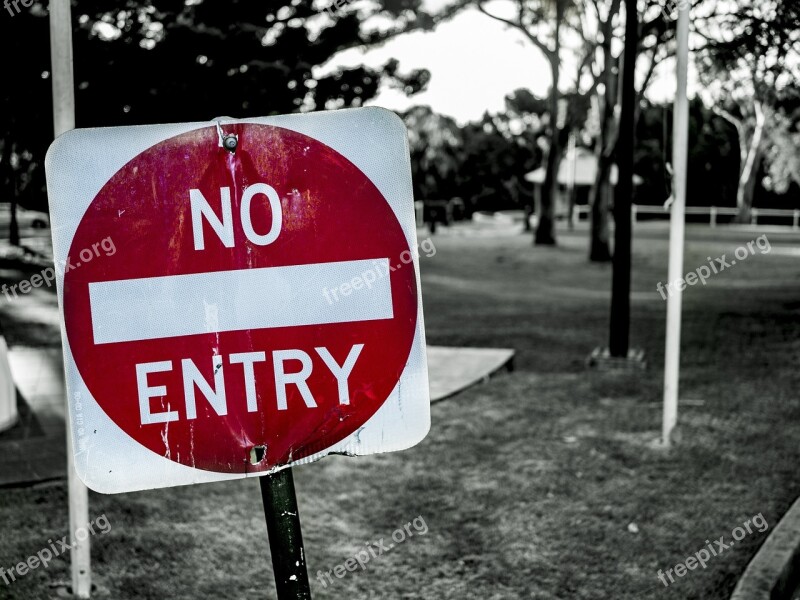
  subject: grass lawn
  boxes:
[1,222,799,599]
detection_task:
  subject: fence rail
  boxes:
[574,205,800,230]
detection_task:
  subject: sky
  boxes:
[324,3,693,125]
[327,8,552,124]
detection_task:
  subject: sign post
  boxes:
[260,469,311,599]
[49,0,92,596]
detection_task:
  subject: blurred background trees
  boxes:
[0,0,798,250]
[695,0,800,222]
[404,90,544,215]
[408,0,798,252]
[0,0,435,230]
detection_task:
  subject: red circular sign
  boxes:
[64,124,417,473]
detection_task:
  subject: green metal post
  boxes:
[259,468,312,599]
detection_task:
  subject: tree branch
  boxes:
[638,41,661,96]
[713,105,749,168]
[476,0,555,60]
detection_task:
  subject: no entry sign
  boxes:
[46,108,430,493]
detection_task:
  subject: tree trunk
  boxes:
[565,131,577,230]
[0,141,18,246]
[589,155,613,261]
[9,197,19,247]
[535,135,560,245]
[588,5,620,263]
[589,80,616,260]
[535,59,561,246]
[736,147,763,224]
[735,104,765,224]
[523,200,533,232]
[608,0,638,358]
[534,4,563,247]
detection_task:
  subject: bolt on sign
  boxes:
[45,108,430,494]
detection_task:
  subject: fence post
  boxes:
[793,209,799,231]
[632,204,638,224]
[751,208,758,226]
[710,206,717,228]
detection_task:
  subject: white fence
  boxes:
[574,205,800,230]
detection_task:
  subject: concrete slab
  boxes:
[0,346,67,487]
[8,347,66,418]
[427,346,515,402]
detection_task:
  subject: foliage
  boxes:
[695,0,800,217]
[763,94,800,195]
[403,89,547,212]
[404,106,464,201]
[634,99,740,208]
[0,0,431,211]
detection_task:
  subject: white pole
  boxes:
[49,0,92,596]
[0,336,18,432]
[50,0,76,137]
[662,4,690,447]
[568,132,577,228]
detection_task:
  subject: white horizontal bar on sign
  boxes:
[88,259,393,345]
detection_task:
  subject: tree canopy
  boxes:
[0,0,432,210]
[695,0,800,219]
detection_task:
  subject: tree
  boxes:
[403,98,543,214]
[608,0,637,358]
[634,98,741,211]
[403,106,463,201]
[0,3,52,241]
[585,0,676,261]
[457,104,543,213]
[584,0,621,261]
[0,0,432,220]
[500,88,549,224]
[696,0,800,221]
[765,105,800,195]
[464,0,675,251]
[472,0,590,245]
[71,1,432,124]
